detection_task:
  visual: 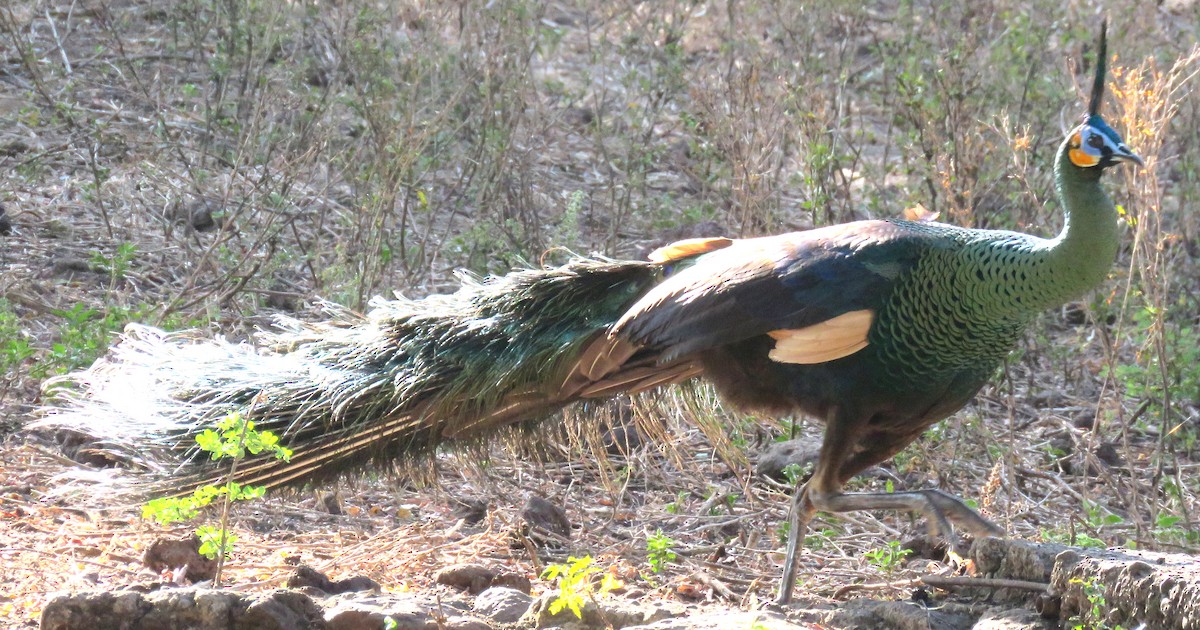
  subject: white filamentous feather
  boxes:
[36,324,304,463]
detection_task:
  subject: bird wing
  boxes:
[606,220,947,368]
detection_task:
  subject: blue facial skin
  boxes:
[1079,114,1142,168]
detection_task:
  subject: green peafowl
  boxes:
[38,23,1141,604]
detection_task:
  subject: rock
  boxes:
[625,610,805,629]
[142,535,217,582]
[434,563,530,596]
[473,586,531,624]
[442,617,492,629]
[181,199,219,232]
[522,591,675,629]
[40,588,323,630]
[240,590,325,629]
[971,606,1054,630]
[286,565,379,594]
[971,538,1065,581]
[450,497,489,525]
[489,572,532,594]
[316,491,343,515]
[1051,546,1200,630]
[824,599,974,630]
[756,438,821,481]
[523,494,572,538]
[602,423,643,454]
[323,591,474,630]
[435,563,496,594]
[41,592,152,630]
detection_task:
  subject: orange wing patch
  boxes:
[902,203,940,222]
[767,309,874,364]
[647,237,734,263]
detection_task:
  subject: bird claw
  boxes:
[919,488,1005,539]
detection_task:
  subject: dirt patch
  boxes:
[2,0,1199,628]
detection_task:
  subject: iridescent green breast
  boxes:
[868,227,1055,388]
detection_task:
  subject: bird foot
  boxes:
[809,487,1003,540]
[775,485,1002,606]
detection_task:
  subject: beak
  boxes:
[1114,146,1145,167]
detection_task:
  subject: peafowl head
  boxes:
[1068,21,1144,170]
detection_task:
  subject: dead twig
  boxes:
[920,574,1050,593]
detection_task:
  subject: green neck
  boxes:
[1041,133,1121,303]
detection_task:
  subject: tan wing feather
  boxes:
[647,237,734,263]
[767,309,873,364]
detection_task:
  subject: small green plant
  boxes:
[1144,508,1199,547]
[780,463,806,486]
[35,303,121,377]
[645,529,678,574]
[142,410,291,582]
[540,555,621,619]
[1082,499,1124,531]
[90,242,138,286]
[665,490,688,515]
[710,492,738,516]
[0,300,34,379]
[804,527,840,549]
[1040,528,1107,549]
[1068,577,1126,630]
[863,540,912,573]
[775,418,803,441]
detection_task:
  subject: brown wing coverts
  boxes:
[607,221,936,364]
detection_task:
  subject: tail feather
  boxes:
[36,257,682,496]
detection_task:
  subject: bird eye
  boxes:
[1087,133,1106,149]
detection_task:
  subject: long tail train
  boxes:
[37,256,699,494]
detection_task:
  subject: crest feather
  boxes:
[1088,20,1108,117]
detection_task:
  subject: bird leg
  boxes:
[809,487,1004,540]
[775,411,1004,605]
[775,483,1002,605]
[775,477,814,606]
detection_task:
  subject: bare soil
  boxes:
[2,0,1199,628]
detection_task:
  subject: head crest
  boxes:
[1088,19,1108,117]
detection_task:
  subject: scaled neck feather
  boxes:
[1044,132,1121,302]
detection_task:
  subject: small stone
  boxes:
[450,497,489,525]
[238,590,324,630]
[334,576,380,593]
[522,494,571,538]
[624,610,796,629]
[602,423,643,454]
[442,616,492,630]
[435,563,497,594]
[326,607,390,630]
[756,438,821,481]
[41,588,322,630]
[474,586,532,624]
[971,606,1054,630]
[316,491,343,515]
[142,535,217,582]
[286,565,377,594]
[287,565,337,592]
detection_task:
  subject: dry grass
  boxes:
[2,0,1199,627]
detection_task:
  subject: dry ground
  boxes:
[2,0,1200,627]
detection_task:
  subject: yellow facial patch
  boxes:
[1068,131,1100,168]
[767,309,873,364]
